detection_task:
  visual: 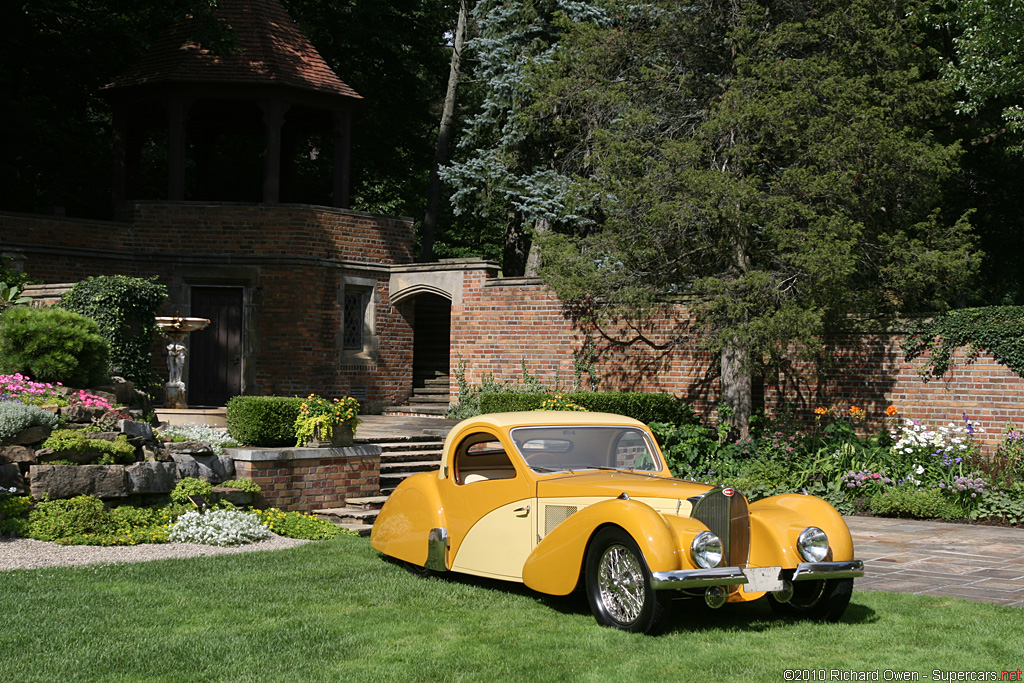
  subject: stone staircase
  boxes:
[383,375,451,417]
[313,436,445,535]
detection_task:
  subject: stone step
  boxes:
[380,450,444,464]
[345,495,389,510]
[315,506,380,525]
[383,404,450,417]
[380,470,424,490]
[423,375,450,387]
[381,460,441,474]
[374,440,445,452]
[402,395,450,404]
[412,386,449,396]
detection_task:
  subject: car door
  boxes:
[439,431,536,581]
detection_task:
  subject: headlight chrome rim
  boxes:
[691,530,723,569]
[797,526,829,563]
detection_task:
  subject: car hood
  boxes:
[535,471,712,502]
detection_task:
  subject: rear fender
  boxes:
[522,498,680,596]
[749,494,855,565]
[369,472,446,568]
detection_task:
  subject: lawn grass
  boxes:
[1,535,1020,683]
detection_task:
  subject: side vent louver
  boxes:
[544,505,578,537]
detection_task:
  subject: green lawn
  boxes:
[1,536,1019,682]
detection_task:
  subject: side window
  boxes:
[614,430,654,469]
[455,434,517,484]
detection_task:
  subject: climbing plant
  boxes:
[59,276,167,391]
[904,306,1024,380]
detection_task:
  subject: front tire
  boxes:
[584,526,670,634]
[767,578,853,622]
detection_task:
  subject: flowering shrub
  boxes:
[162,422,238,456]
[0,373,113,410]
[253,508,351,540]
[888,416,979,486]
[170,477,214,505]
[538,393,588,412]
[294,394,360,445]
[168,509,270,546]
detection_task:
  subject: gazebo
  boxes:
[102,0,361,207]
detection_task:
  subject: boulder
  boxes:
[119,419,154,441]
[2,425,52,447]
[170,453,215,481]
[125,462,179,494]
[90,380,135,405]
[166,441,214,457]
[193,455,235,482]
[30,464,127,499]
[0,463,26,494]
[35,447,103,465]
[63,404,107,424]
[0,445,36,465]
[212,486,255,507]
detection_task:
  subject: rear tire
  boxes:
[584,526,671,634]
[767,578,853,622]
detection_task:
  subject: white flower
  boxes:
[169,509,270,546]
[915,465,925,475]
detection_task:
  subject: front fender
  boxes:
[370,472,446,568]
[522,499,682,596]
[748,494,855,566]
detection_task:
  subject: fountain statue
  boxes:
[155,316,210,409]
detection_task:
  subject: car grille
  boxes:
[689,486,750,567]
[544,505,578,537]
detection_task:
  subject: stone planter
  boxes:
[305,420,355,448]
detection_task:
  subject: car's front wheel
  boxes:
[767,578,853,622]
[584,526,670,634]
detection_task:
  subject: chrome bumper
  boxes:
[650,560,864,591]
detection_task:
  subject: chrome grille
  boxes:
[689,487,750,567]
[544,505,578,536]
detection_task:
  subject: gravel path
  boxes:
[0,534,312,571]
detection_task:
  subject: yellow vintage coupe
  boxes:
[370,411,864,633]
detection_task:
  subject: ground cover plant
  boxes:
[0,536,1018,682]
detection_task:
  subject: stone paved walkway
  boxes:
[846,516,1024,607]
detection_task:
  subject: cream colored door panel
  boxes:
[450,499,534,580]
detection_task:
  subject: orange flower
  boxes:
[813,407,828,416]
[849,406,866,419]
[885,405,898,417]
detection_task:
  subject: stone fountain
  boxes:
[155,316,210,409]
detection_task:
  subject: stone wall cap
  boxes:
[391,259,500,273]
[225,444,381,462]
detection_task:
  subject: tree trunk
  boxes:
[720,346,752,441]
[503,207,528,276]
[420,0,469,263]
[524,217,549,277]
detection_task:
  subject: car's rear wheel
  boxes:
[584,526,670,634]
[767,578,853,622]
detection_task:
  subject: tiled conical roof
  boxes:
[103,0,360,100]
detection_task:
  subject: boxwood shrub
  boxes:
[478,392,696,426]
[0,306,109,387]
[226,396,304,446]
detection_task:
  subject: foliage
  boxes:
[869,486,967,521]
[446,358,546,419]
[0,282,32,309]
[904,306,1024,380]
[170,477,213,506]
[0,306,110,388]
[26,495,107,542]
[972,482,1024,525]
[59,276,167,390]
[0,401,59,441]
[293,394,360,446]
[479,391,696,426]
[526,0,977,427]
[252,508,351,540]
[161,422,238,456]
[168,509,270,546]
[0,493,33,536]
[0,373,115,411]
[538,393,587,411]
[41,429,137,465]
[217,479,261,496]
[225,396,304,447]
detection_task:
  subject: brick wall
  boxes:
[232,447,380,512]
[451,274,1024,451]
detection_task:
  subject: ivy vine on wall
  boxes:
[59,276,167,392]
[904,306,1024,380]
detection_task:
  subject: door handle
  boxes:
[514,505,531,517]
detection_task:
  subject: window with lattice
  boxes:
[343,290,367,350]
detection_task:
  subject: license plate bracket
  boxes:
[742,566,784,593]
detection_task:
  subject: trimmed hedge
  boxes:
[0,306,109,387]
[478,392,696,425]
[225,396,304,447]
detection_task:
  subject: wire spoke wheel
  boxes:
[597,544,646,624]
[585,527,670,634]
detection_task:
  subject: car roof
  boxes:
[455,411,649,431]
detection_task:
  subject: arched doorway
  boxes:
[410,293,452,413]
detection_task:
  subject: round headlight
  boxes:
[797,526,829,563]
[691,531,723,569]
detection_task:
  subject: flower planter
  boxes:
[305,421,355,448]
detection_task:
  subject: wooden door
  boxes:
[188,286,243,406]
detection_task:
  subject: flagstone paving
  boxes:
[846,516,1024,607]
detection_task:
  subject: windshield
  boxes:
[510,425,663,473]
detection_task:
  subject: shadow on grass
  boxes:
[383,555,878,634]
